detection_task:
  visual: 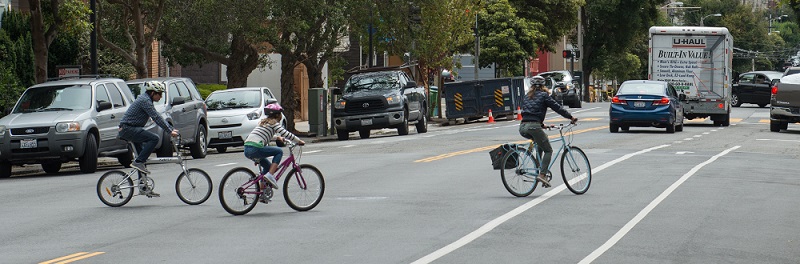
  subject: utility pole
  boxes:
[474,13,479,80]
[90,0,98,74]
[368,5,374,67]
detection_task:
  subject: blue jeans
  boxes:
[118,126,159,163]
[244,145,283,175]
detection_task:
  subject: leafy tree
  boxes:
[161,0,272,88]
[509,0,583,53]
[27,0,92,83]
[96,0,167,78]
[477,0,542,76]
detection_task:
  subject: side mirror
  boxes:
[96,101,112,111]
[405,81,417,89]
[679,94,686,101]
[265,98,278,105]
[171,96,186,106]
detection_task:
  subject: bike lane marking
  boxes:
[410,144,670,264]
[578,145,741,264]
[39,252,105,264]
[413,125,608,163]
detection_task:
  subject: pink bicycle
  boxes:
[218,141,324,215]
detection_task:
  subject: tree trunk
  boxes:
[225,34,260,88]
[280,55,299,133]
[29,0,49,84]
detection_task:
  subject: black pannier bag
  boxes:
[489,143,519,170]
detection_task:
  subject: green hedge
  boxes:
[196,83,227,99]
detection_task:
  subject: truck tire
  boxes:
[337,130,349,140]
[770,120,781,132]
[41,162,62,174]
[359,129,370,139]
[0,162,11,178]
[397,109,410,136]
[415,106,428,133]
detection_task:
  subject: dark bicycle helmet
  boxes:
[264,103,283,115]
[530,76,545,87]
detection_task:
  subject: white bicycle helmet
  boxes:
[144,81,166,93]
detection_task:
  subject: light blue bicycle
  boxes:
[500,123,591,197]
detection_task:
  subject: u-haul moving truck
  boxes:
[649,26,733,126]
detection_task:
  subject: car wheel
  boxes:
[609,124,619,133]
[415,106,428,133]
[117,146,133,168]
[666,121,676,133]
[770,120,781,132]
[758,103,767,108]
[397,109,410,135]
[190,126,207,159]
[359,129,370,139]
[216,147,227,153]
[156,129,174,157]
[79,133,99,173]
[0,161,11,178]
[41,162,62,174]
[676,123,684,132]
[337,130,349,140]
[731,93,742,107]
[621,126,629,131]
[781,121,788,130]
[572,99,582,108]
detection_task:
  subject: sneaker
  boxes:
[145,191,160,198]
[258,194,271,204]
[264,173,278,189]
[131,161,150,174]
[537,174,551,188]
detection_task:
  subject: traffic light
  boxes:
[409,4,421,24]
[562,50,573,58]
[574,50,580,59]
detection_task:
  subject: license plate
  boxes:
[634,101,646,107]
[361,119,373,126]
[20,138,37,149]
[219,131,232,139]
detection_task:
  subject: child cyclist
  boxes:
[244,103,305,189]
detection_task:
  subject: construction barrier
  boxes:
[443,77,525,123]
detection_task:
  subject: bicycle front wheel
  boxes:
[500,147,538,197]
[97,170,134,207]
[219,167,260,215]
[283,164,325,211]
[561,146,591,194]
[176,168,213,205]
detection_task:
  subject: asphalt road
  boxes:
[1,102,798,263]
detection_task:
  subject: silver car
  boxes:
[126,77,208,158]
[205,87,285,153]
[0,77,135,178]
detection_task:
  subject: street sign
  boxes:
[57,65,81,78]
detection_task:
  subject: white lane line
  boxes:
[578,145,741,264]
[756,138,800,143]
[216,163,237,167]
[305,150,323,154]
[411,144,671,264]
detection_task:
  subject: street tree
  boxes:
[509,0,583,53]
[27,0,91,83]
[477,0,542,76]
[96,0,167,79]
[160,0,271,88]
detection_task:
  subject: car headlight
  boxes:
[0,125,6,136]
[246,110,261,120]
[56,122,81,132]
[385,95,401,105]
[334,100,346,109]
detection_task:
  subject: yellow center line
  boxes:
[415,125,608,163]
[40,252,105,264]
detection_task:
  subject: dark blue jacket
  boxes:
[520,90,573,123]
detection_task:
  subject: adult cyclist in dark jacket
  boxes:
[519,76,577,187]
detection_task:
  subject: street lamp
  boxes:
[700,13,722,27]
[660,2,683,9]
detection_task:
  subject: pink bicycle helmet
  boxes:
[264,103,283,115]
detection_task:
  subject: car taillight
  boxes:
[652,97,670,105]
[611,96,626,104]
[772,86,778,95]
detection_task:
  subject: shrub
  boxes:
[196,83,227,99]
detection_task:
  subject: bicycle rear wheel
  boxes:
[176,168,213,205]
[97,170,134,207]
[500,147,538,197]
[561,146,591,194]
[283,164,325,211]
[219,167,260,215]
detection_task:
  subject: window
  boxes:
[168,83,181,102]
[96,84,111,107]
[105,83,126,107]
[175,81,193,101]
[739,74,754,84]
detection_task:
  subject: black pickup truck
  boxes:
[332,67,428,140]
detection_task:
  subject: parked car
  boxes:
[783,66,800,77]
[731,71,783,107]
[332,66,428,140]
[537,70,582,108]
[0,77,136,178]
[126,77,208,158]
[609,80,685,133]
[770,73,800,132]
[205,87,286,153]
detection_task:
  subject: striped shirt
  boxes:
[119,93,173,132]
[244,121,299,148]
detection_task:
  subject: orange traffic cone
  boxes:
[516,106,523,121]
[487,109,496,123]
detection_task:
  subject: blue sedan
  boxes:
[609,80,686,133]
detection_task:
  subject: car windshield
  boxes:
[617,83,664,95]
[127,82,165,105]
[205,90,262,110]
[12,85,92,113]
[344,74,399,93]
[539,72,569,82]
